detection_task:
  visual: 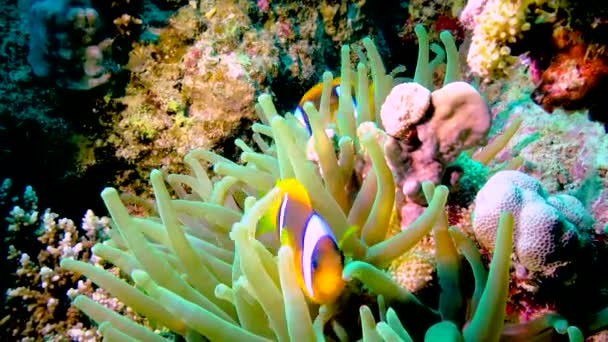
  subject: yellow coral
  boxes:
[465,0,559,79]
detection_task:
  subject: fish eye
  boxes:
[311,258,318,270]
[311,247,321,270]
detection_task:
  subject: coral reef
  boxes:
[461,58,608,330]
[0,180,111,339]
[318,0,366,42]
[2,0,608,340]
[0,0,441,221]
[399,0,465,44]
[103,3,272,194]
[461,0,608,116]
[0,0,98,219]
[483,64,608,233]
[530,26,608,114]
[98,0,377,193]
[0,0,146,220]
[55,32,428,341]
[461,0,536,79]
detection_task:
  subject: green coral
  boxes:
[445,153,489,206]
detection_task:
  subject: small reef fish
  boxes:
[259,178,346,304]
[294,77,374,134]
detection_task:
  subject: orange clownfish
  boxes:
[294,77,374,135]
[259,179,345,304]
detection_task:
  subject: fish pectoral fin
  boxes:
[280,227,293,247]
[256,213,275,236]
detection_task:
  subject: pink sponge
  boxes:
[473,170,594,275]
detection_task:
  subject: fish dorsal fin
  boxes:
[276,178,311,207]
[257,179,311,236]
[299,81,325,106]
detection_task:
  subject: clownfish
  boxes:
[258,179,346,304]
[293,77,374,135]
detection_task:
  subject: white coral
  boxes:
[473,170,594,275]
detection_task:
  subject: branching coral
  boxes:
[0,181,112,340]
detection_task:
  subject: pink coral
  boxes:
[381,81,491,219]
[257,0,269,13]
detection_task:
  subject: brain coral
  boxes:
[472,170,595,276]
